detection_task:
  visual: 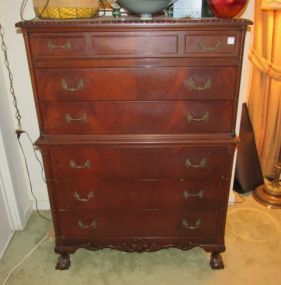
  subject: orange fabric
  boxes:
[248,0,281,175]
[262,0,281,10]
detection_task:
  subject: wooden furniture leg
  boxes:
[210,252,224,269]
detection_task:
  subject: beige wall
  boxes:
[237,0,255,130]
[0,1,254,210]
[227,1,255,203]
[0,0,49,210]
[0,35,32,227]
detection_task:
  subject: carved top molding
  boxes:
[16,16,252,28]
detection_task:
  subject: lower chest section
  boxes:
[41,143,234,241]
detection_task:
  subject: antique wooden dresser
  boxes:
[17,17,251,270]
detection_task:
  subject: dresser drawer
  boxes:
[30,33,89,58]
[41,101,234,135]
[57,209,220,239]
[185,32,241,57]
[35,67,237,101]
[90,32,179,58]
[50,178,224,210]
[49,146,227,180]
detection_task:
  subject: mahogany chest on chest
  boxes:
[17,17,251,270]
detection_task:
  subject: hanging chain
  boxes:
[0,24,22,130]
[0,23,51,222]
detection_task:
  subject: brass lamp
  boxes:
[254,148,281,208]
[253,0,281,208]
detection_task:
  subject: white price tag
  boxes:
[227,37,235,45]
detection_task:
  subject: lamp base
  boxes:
[253,184,281,209]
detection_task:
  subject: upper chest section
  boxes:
[17,18,251,67]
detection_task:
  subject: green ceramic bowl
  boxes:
[116,0,173,19]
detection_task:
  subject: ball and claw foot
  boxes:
[210,252,224,269]
[56,253,71,270]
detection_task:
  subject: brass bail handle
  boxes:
[48,39,72,51]
[182,219,201,230]
[187,112,209,123]
[61,78,85,92]
[185,158,207,169]
[74,191,94,202]
[197,40,222,52]
[65,113,88,124]
[70,159,91,169]
[183,190,204,199]
[78,220,96,229]
[186,77,212,91]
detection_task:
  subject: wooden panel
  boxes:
[50,178,224,210]
[49,145,227,179]
[185,32,240,57]
[35,67,237,101]
[91,33,179,57]
[30,33,89,58]
[57,209,220,239]
[41,101,234,135]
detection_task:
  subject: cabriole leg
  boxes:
[210,252,224,269]
[55,252,71,270]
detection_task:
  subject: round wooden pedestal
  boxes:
[253,185,281,209]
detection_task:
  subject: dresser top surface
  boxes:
[16,16,252,30]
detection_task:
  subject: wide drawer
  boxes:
[57,209,221,239]
[50,178,225,210]
[41,101,234,135]
[35,67,237,101]
[49,145,227,179]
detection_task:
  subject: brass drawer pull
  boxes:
[182,219,201,230]
[65,113,88,123]
[61,78,85,92]
[187,112,209,123]
[74,191,94,202]
[183,190,204,199]
[186,77,212,91]
[197,40,222,52]
[185,158,207,169]
[48,40,72,51]
[78,220,96,229]
[70,159,91,169]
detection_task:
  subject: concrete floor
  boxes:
[0,193,281,285]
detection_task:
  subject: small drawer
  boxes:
[35,67,237,101]
[50,178,224,210]
[41,101,234,135]
[57,209,220,239]
[49,145,227,180]
[185,32,241,57]
[30,33,89,58]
